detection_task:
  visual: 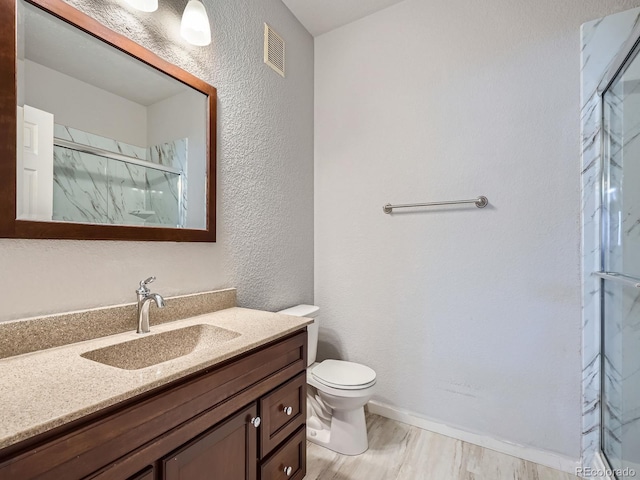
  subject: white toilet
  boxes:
[278,305,376,456]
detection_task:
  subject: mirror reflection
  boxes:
[16,0,209,230]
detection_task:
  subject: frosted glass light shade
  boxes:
[124,0,158,12]
[181,0,212,46]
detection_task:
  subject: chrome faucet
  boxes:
[136,277,165,334]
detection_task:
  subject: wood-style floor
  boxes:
[306,414,580,480]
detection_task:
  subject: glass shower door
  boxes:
[601,41,640,474]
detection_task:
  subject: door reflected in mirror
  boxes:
[16,0,209,230]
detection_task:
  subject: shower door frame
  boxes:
[580,8,640,478]
[593,20,640,479]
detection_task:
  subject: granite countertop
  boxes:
[0,307,312,450]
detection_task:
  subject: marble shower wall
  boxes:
[52,125,186,227]
[53,145,109,224]
[603,280,640,469]
[581,7,640,469]
[148,138,188,227]
[619,87,640,467]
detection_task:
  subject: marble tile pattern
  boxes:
[602,281,624,465]
[106,159,152,226]
[144,167,181,227]
[54,125,148,160]
[0,288,236,359]
[0,306,312,449]
[608,282,640,468]
[148,138,188,226]
[52,125,186,227]
[52,145,109,223]
[602,87,624,275]
[580,8,640,470]
[307,413,580,480]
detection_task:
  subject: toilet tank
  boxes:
[277,304,320,367]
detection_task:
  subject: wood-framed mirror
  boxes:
[0,0,216,242]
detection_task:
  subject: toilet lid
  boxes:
[311,360,376,389]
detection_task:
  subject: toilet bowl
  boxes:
[278,305,376,456]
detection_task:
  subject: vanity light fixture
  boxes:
[123,0,158,13]
[181,0,212,46]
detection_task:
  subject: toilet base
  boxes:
[306,364,376,457]
[307,405,369,455]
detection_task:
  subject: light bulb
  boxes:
[124,0,158,12]
[181,0,212,46]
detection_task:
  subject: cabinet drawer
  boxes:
[260,427,306,480]
[259,372,306,457]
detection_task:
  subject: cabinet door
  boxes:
[163,404,257,480]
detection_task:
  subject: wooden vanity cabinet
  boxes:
[0,330,307,480]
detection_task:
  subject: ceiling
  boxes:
[281,0,406,37]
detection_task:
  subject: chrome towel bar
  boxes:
[383,196,488,214]
[592,272,640,288]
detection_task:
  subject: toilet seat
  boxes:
[311,360,376,390]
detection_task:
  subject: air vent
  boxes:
[264,23,285,77]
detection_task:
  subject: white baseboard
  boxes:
[367,400,580,475]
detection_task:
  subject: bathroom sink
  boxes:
[81,324,241,370]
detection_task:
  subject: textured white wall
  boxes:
[0,0,314,321]
[314,0,640,459]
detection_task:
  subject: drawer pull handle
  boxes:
[250,416,261,428]
[284,466,293,476]
[283,406,293,416]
